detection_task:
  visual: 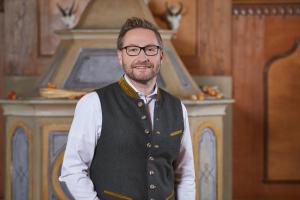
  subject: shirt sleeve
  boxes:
[59,92,102,200]
[174,103,196,200]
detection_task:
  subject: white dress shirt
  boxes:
[59,76,195,200]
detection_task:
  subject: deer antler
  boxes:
[56,1,76,17]
[175,2,183,16]
[56,3,67,17]
[165,2,183,16]
[68,1,76,16]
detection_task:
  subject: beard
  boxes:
[123,60,161,85]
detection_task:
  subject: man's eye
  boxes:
[128,48,139,52]
[146,46,157,52]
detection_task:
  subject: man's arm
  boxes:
[174,103,196,200]
[59,92,101,200]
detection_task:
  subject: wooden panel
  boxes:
[267,44,300,181]
[265,16,300,61]
[232,12,300,199]
[182,0,232,75]
[39,0,66,56]
[232,14,265,198]
[196,0,231,75]
[4,0,38,75]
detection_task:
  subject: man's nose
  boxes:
[137,49,148,60]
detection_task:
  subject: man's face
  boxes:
[117,28,163,84]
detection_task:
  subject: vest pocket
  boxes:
[166,191,175,200]
[169,129,183,137]
[103,190,133,200]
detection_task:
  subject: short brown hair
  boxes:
[117,17,163,50]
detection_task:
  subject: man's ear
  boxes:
[117,50,123,66]
[160,51,164,63]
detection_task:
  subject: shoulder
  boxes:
[78,91,99,105]
[75,92,100,113]
[94,82,120,95]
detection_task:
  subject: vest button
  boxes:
[149,184,156,189]
[153,145,159,149]
[146,143,152,148]
[148,156,154,161]
[145,129,150,134]
[150,198,155,200]
[138,101,143,107]
[155,131,160,135]
[149,170,155,175]
[141,115,147,120]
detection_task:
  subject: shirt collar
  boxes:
[124,74,158,99]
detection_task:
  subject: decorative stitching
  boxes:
[103,190,133,200]
[118,76,161,101]
[118,76,139,99]
[169,130,183,137]
[166,191,174,200]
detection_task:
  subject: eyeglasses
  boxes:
[121,45,161,56]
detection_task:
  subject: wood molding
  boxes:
[263,38,300,183]
[233,4,300,16]
[233,0,300,4]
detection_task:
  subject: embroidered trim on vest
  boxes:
[103,190,133,200]
[169,129,183,137]
[166,191,175,200]
[118,76,161,101]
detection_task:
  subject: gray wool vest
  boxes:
[90,77,184,200]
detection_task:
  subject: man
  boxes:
[60,17,195,200]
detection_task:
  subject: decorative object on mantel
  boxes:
[39,88,86,99]
[7,90,17,100]
[201,85,224,99]
[164,2,183,30]
[57,1,77,28]
[39,82,86,99]
[184,85,224,101]
[187,92,205,101]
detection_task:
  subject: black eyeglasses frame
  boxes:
[120,45,162,56]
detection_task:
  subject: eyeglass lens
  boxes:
[124,45,160,56]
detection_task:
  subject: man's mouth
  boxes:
[133,65,152,68]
